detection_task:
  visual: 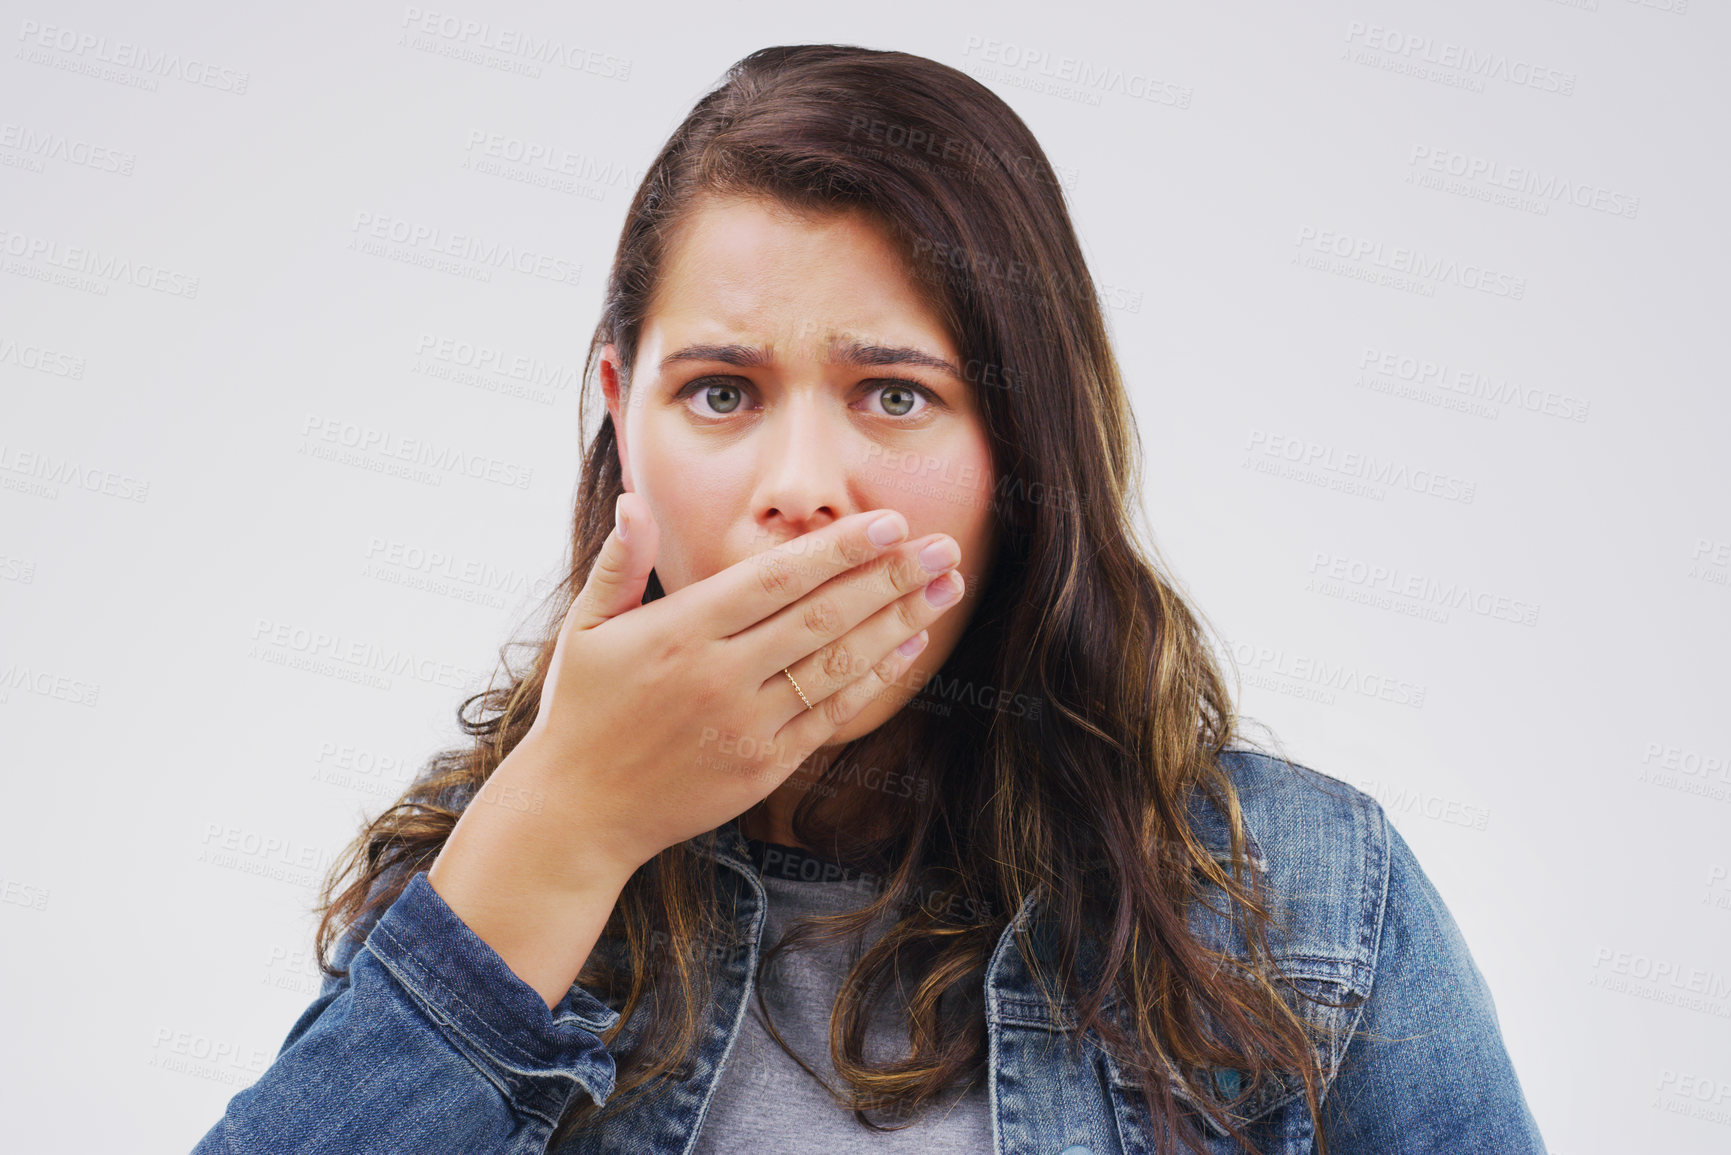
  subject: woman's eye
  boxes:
[685,379,749,416]
[676,376,940,420]
[866,380,930,418]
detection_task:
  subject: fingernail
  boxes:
[919,537,960,573]
[925,572,962,607]
[615,495,629,542]
[868,512,907,547]
[897,630,929,658]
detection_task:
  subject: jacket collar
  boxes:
[704,815,756,869]
[699,818,1105,1021]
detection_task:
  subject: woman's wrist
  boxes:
[455,735,646,896]
[424,740,646,1008]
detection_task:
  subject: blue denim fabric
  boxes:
[190,749,1547,1154]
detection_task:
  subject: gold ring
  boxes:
[782,667,811,709]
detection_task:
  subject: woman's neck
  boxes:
[737,746,856,852]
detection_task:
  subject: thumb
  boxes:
[569,492,658,631]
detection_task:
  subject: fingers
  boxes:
[739,530,961,686]
[692,509,910,639]
[568,493,659,632]
[774,618,934,755]
[764,557,963,729]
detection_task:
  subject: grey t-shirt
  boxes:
[691,840,993,1152]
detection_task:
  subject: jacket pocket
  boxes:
[1098,964,1365,1152]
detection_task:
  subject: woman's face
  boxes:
[601,193,999,747]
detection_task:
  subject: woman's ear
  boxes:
[600,343,634,492]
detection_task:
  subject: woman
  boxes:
[191,45,1546,1155]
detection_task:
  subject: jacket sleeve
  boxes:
[1319,816,1548,1154]
[189,871,622,1155]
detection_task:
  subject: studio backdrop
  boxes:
[1,2,1726,1152]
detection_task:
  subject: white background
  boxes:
[2,2,1727,1152]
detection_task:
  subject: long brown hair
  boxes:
[313,44,1350,1154]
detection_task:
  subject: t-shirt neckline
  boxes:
[743,836,878,887]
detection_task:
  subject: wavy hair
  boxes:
[313,44,1351,1154]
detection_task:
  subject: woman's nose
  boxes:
[751,391,855,526]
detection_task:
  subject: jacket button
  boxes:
[1058,1147,1093,1155]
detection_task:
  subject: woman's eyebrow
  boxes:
[831,337,962,379]
[658,339,962,379]
[659,343,774,371]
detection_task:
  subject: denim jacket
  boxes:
[190,749,1547,1154]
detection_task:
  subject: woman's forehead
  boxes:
[655,198,936,313]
